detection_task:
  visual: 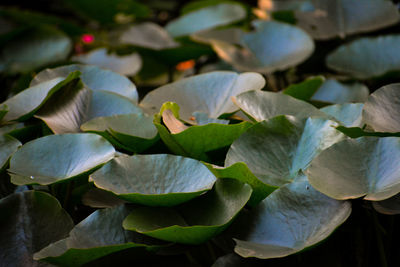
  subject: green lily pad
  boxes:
[0,71,80,122]
[82,188,127,208]
[34,205,163,266]
[362,83,400,133]
[282,76,324,101]
[140,71,265,122]
[0,134,21,169]
[295,0,399,40]
[233,90,328,122]
[0,25,72,73]
[90,154,217,206]
[165,3,246,37]
[72,48,142,76]
[232,178,351,259]
[81,113,158,153]
[8,133,115,185]
[210,20,314,73]
[31,64,138,101]
[0,191,74,266]
[326,35,400,79]
[311,79,369,104]
[154,102,252,161]
[123,179,252,244]
[307,137,400,201]
[226,116,343,186]
[321,103,364,127]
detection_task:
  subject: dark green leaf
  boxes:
[283,76,324,101]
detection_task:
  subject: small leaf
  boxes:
[321,103,364,127]
[311,79,369,104]
[282,76,324,101]
[373,193,400,215]
[0,134,21,169]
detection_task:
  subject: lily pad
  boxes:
[233,90,328,122]
[0,134,21,169]
[372,193,400,215]
[90,154,217,206]
[226,116,343,186]
[72,48,142,76]
[295,0,400,40]
[140,71,265,122]
[123,179,252,244]
[8,133,115,185]
[321,103,364,127]
[0,72,80,122]
[326,35,400,79]
[34,205,163,266]
[282,76,324,101]
[0,25,72,73]
[362,83,400,133]
[311,79,369,104]
[307,137,400,201]
[0,191,74,266]
[232,178,351,259]
[165,3,246,37]
[31,64,138,101]
[210,20,314,73]
[81,113,158,153]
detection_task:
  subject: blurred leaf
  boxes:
[311,79,369,103]
[321,103,364,127]
[282,76,324,101]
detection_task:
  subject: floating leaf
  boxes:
[31,64,138,101]
[311,79,369,104]
[140,71,265,121]
[8,133,115,185]
[82,188,127,208]
[210,20,314,73]
[165,3,246,37]
[123,179,252,244]
[326,35,400,79]
[226,116,343,186]
[81,113,158,153]
[234,90,327,122]
[321,103,364,127]
[372,193,400,215]
[72,48,142,76]
[0,25,72,73]
[307,137,400,201]
[295,0,400,40]
[282,76,324,101]
[232,178,351,258]
[34,205,163,266]
[362,83,400,133]
[0,72,79,122]
[90,154,216,206]
[0,135,21,169]
[0,191,74,266]
[119,22,179,50]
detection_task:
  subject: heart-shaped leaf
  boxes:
[311,79,369,104]
[165,3,246,37]
[140,71,265,122]
[8,133,115,185]
[0,191,74,266]
[362,83,400,133]
[90,154,217,206]
[232,178,351,258]
[307,137,400,201]
[34,205,164,266]
[81,113,158,153]
[326,35,400,79]
[321,103,364,127]
[72,48,142,76]
[226,116,343,186]
[123,179,252,244]
[233,90,328,122]
[0,134,21,169]
[31,64,138,101]
[210,20,314,73]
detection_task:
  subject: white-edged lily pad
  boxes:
[123,179,252,244]
[307,137,400,201]
[321,103,364,127]
[232,178,351,259]
[165,3,246,37]
[226,116,344,186]
[90,154,217,206]
[362,83,400,133]
[210,20,314,73]
[233,90,328,122]
[326,35,400,79]
[312,79,369,104]
[31,64,138,101]
[140,71,265,121]
[72,48,142,76]
[8,133,115,185]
